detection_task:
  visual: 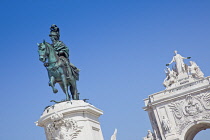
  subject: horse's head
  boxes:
[37,40,49,62]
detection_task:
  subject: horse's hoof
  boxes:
[53,89,58,93]
[66,96,71,101]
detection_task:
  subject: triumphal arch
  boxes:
[143,51,210,140]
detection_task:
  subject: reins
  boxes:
[41,43,59,67]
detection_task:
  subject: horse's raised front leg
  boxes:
[61,74,70,101]
[49,76,58,93]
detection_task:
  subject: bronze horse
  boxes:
[38,41,79,101]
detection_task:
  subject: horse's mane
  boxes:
[44,42,54,51]
[44,42,52,48]
[43,41,59,59]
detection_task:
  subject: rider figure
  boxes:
[49,24,69,59]
[49,24,78,80]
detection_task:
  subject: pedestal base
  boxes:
[36,100,104,140]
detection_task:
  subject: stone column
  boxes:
[36,100,104,140]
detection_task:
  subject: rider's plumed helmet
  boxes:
[49,24,60,39]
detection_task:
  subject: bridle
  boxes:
[39,43,58,67]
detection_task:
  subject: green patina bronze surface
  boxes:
[37,25,80,101]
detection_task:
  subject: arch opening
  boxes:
[184,123,210,140]
[194,129,210,140]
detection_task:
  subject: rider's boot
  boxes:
[64,59,73,80]
[66,64,73,80]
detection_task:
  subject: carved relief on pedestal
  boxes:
[169,93,210,134]
[46,112,83,140]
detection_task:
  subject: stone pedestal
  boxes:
[36,100,104,140]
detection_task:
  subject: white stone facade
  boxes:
[143,52,210,140]
[36,100,104,140]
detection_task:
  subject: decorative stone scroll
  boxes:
[184,94,202,116]
[197,91,210,110]
[46,112,82,140]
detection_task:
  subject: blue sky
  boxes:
[1,0,210,139]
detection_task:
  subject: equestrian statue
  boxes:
[37,24,80,101]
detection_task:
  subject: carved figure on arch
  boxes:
[143,130,155,140]
[188,61,204,78]
[166,50,191,75]
[111,129,117,140]
[163,67,177,87]
[161,116,171,134]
